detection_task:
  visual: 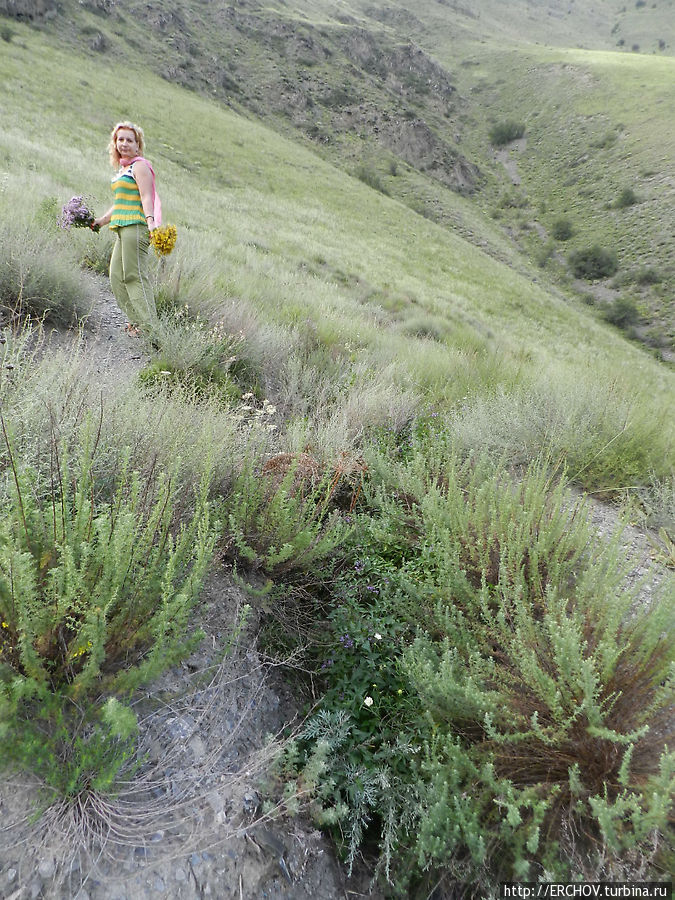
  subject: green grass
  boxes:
[19,0,673,348]
[0,21,672,489]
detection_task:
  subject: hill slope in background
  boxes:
[8,0,672,353]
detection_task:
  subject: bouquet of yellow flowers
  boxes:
[150,223,177,257]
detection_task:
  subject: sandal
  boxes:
[124,323,140,337]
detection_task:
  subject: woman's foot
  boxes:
[124,322,140,337]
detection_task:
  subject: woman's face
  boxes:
[116,128,140,159]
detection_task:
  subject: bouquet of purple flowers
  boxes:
[59,196,100,232]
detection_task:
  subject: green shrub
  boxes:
[551,218,573,241]
[447,374,670,494]
[142,308,254,401]
[281,449,674,890]
[569,245,619,279]
[0,418,216,793]
[489,121,526,146]
[320,86,358,108]
[592,130,618,150]
[634,266,661,286]
[603,296,640,329]
[224,454,354,577]
[139,358,241,403]
[354,165,389,196]
[498,189,528,209]
[615,187,639,209]
[36,196,61,228]
[0,224,96,324]
[78,232,113,275]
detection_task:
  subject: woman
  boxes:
[93,121,161,335]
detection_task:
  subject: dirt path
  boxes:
[44,273,152,383]
[494,136,527,186]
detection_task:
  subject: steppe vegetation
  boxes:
[0,2,673,896]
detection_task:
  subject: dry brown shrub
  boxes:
[261,450,367,512]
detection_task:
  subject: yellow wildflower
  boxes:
[150,223,178,257]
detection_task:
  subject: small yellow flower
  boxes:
[69,640,93,661]
[397,689,403,695]
[1,621,9,629]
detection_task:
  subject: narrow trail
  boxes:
[44,274,152,383]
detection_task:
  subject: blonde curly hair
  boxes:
[108,121,146,168]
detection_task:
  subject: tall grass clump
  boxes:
[0,414,216,796]
[278,443,674,893]
[0,325,274,505]
[140,306,251,402]
[0,223,95,325]
[446,373,672,495]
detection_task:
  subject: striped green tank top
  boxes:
[110,165,146,229]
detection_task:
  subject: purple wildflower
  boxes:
[339,634,354,649]
[59,196,99,231]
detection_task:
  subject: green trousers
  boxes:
[109,224,157,328]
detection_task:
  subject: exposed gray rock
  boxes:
[0,0,56,18]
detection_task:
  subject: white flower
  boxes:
[363,696,374,707]
[374,632,382,641]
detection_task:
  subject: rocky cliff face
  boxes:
[0,0,56,18]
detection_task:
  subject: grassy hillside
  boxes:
[351,0,675,52]
[1,6,674,896]
[16,0,673,353]
[430,42,675,352]
[1,19,672,451]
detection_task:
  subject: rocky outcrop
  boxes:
[0,0,56,18]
